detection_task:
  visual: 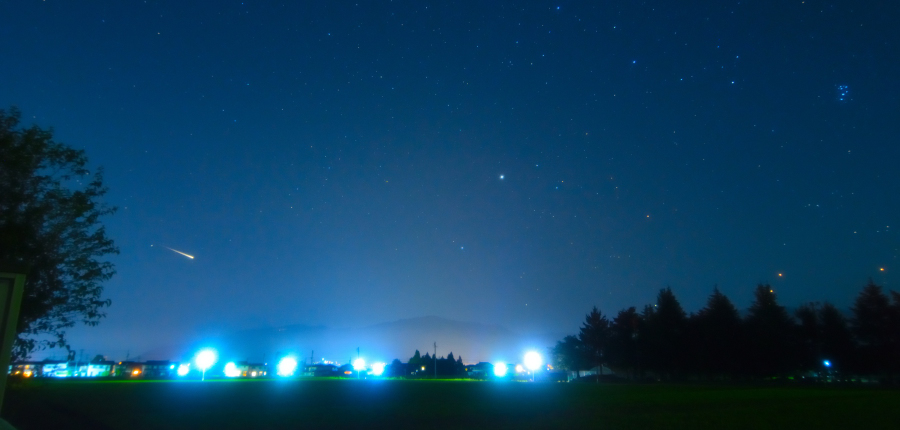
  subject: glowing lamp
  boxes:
[195,349,218,381]
[177,364,190,377]
[372,362,386,376]
[277,357,298,377]
[224,362,241,378]
[824,360,831,368]
[353,358,366,371]
[493,362,508,377]
[524,352,542,371]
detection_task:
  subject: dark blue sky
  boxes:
[2,0,898,359]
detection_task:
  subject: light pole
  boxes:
[353,357,365,379]
[524,351,542,382]
[195,349,217,381]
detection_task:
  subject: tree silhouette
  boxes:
[890,291,900,377]
[408,350,422,375]
[744,284,796,377]
[607,307,642,379]
[551,335,588,372]
[694,287,742,378]
[552,281,898,381]
[819,302,855,373]
[643,288,687,379]
[1,107,118,359]
[578,306,610,376]
[851,281,893,375]
[388,358,405,377]
[795,302,821,372]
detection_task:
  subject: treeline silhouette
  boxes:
[552,281,900,382]
[384,350,467,378]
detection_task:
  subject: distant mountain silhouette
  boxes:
[139,316,552,364]
[356,316,521,363]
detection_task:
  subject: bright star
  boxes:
[500,175,505,179]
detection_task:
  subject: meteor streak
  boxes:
[165,247,195,259]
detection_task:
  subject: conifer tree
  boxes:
[851,281,893,374]
[745,284,796,377]
[695,288,742,378]
[608,307,642,378]
[644,288,687,378]
[578,307,610,375]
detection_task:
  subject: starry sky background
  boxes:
[2,0,898,360]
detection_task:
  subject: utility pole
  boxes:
[433,342,437,379]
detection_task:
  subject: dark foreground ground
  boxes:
[3,378,899,429]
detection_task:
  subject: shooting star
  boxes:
[164,246,195,259]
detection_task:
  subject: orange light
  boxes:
[880,268,885,271]
[344,371,352,375]
[778,273,783,277]
[132,369,141,376]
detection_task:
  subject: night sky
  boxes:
[2,1,898,361]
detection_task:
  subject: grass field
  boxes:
[3,378,899,429]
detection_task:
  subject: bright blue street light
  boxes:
[371,362,386,376]
[177,363,190,377]
[195,349,218,381]
[277,357,298,377]
[524,351,542,382]
[823,360,831,368]
[224,362,241,378]
[353,357,366,379]
[493,362,508,378]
